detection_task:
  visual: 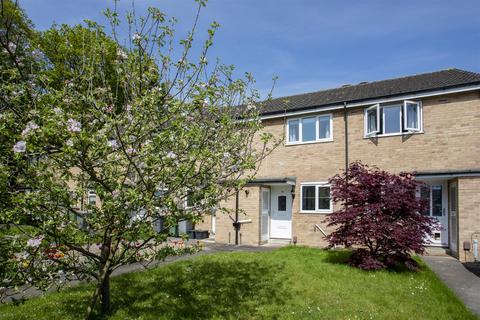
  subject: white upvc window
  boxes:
[364,100,423,137]
[365,104,380,136]
[287,114,333,144]
[300,182,332,213]
[404,100,422,132]
[87,190,97,206]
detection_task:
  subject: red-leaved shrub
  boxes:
[326,162,437,270]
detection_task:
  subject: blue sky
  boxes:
[19,0,480,99]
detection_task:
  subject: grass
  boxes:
[0,246,477,320]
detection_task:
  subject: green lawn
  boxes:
[0,246,476,320]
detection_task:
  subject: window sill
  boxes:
[363,131,424,139]
[299,210,332,214]
[285,138,333,146]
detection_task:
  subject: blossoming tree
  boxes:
[0,0,279,317]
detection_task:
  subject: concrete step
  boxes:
[425,246,450,256]
[267,238,292,246]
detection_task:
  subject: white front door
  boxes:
[449,182,458,253]
[270,186,292,239]
[420,181,448,246]
[260,188,270,242]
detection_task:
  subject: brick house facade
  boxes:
[195,69,480,262]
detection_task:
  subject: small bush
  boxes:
[326,162,437,270]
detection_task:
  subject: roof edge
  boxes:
[260,82,480,120]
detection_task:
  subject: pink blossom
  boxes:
[13,141,26,153]
[67,118,81,132]
[21,121,39,136]
[27,235,44,248]
[111,190,120,198]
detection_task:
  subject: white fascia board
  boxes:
[260,84,480,120]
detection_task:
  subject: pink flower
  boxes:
[22,121,39,136]
[13,141,26,153]
[27,235,44,248]
[111,190,120,198]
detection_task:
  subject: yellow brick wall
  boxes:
[458,177,480,262]
[214,187,262,245]
[217,91,480,249]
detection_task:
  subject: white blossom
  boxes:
[65,139,74,147]
[246,104,256,111]
[111,190,120,198]
[107,139,119,149]
[13,141,26,153]
[166,151,177,159]
[53,107,62,114]
[132,33,142,41]
[7,42,16,52]
[117,49,128,60]
[67,118,81,132]
[27,235,44,248]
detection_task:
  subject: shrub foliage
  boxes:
[326,162,437,270]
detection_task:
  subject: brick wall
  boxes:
[458,177,480,262]
[214,187,261,245]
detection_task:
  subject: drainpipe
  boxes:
[234,189,240,245]
[343,101,349,173]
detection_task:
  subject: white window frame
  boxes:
[382,104,402,135]
[364,104,380,137]
[300,182,332,213]
[287,119,300,143]
[286,114,333,145]
[364,100,423,138]
[87,190,97,206]
[184,190,194,209]
[403,100,422,132]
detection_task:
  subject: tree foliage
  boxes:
[0,0,280,317]
[326,162,437,271]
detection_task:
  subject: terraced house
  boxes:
[195,68,480,262]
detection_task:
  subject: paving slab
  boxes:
[422,255,480,316]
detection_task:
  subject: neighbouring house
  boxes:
[194,68,480,262]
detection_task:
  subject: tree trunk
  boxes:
[85,265,112,319]
[100,272,111,315]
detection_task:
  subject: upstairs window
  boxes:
[365,100,422,137]
[287,114,332,144]
[301,183,332,213]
